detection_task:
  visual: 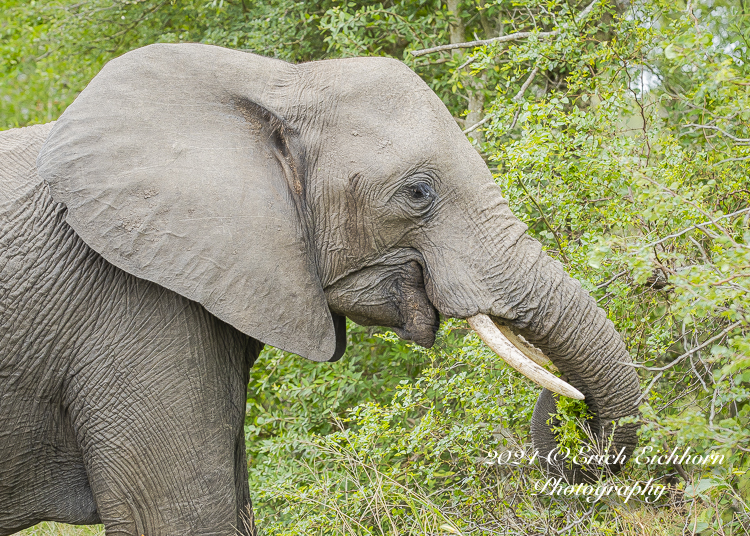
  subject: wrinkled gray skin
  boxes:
[0,44,640,535]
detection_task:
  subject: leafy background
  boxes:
[2,0,749,533]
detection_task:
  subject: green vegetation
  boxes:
[548,396,594,461]
[16,525,102,536]
[3,0,749,533]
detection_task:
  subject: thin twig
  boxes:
[709,270,750,286]
[643,207,750,248]
[574,0,603,24]
[686,123,750,144]
[630,322,742,372]
[457,53,478,70]
[664,441,691,481]
[411,30,557,57]
[463,116,490,134]
[715,155,750,165]
[685,0,700,30]
[555,505,596,535]
[688,235,712,266]
[516,178,570,263]
[596,270,628,289]
[508,108,522,130]
[709,374,726,426]
[513,66,539,102]
[633,170,744,247]
[689,354,708,391]
[506,66,540,130]
[411,0,598,57]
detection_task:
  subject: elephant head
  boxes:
[37,43,641,482]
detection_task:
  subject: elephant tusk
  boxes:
[467,314,584,400]
[493,321,558,372]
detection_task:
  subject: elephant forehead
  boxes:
[338,87,452,139]
[321,99,472,185]
[335,105,449,153]
[295,57,484,185]
[303,58,455,134]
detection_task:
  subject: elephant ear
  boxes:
[37,43,344,362]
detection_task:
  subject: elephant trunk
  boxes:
[414,179,640,482]
[488,234,641,483]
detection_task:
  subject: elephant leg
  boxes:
[0,399,100,535]
[64,284,261,535]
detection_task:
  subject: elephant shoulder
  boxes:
[0,122,56,207]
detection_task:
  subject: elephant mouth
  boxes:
[325,260,580,399]
[324,259,440,348]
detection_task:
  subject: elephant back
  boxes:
[0,123,55,210]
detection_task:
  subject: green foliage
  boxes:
[245,325,429,468]
[548,396,593,458]
[4,0,750,534]
[18,522,103,536]
[249,322,545,534]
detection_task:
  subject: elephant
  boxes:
[0,43,641,535]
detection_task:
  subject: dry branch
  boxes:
[411,30,557,57]
[411,0,598,57]
[644,207,750,248]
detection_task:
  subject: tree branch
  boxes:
[462,116,490,134]
[411,30,557,57]
[644,207,750,248]
[635,322,743,404]
[464,65,539,134]
[411,0,598,57]
[516,178,570,263]
[631,322,743,372]
[513,65,539,102]
[686,123,750,144]
[508,65,539,129]
[596,270,628,289]
[715,155,750,165]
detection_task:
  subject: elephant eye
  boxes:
[405,182,435,210]
[409,183,431,199]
